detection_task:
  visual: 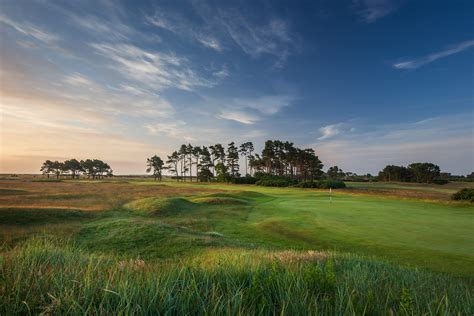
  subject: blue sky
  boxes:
[1,0,473,174]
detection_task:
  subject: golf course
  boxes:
[1,176,473,314]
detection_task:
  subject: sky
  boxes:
[0,0,473,175]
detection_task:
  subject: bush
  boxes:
[256,175,298,187]
[451,188,474,202]
[432,179,449,185]
[295,180,346,189]
[232,176,258,184]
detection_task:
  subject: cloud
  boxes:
[90,42,215,91]
[63,72,96,87]
[146,13,222,52]
[147,5,295,66]
[393,39,474,69]
[213,94,294,125]
[216,12,293,66]
[318,124,341,140]
[311,114,474,174]
[217,110,259,125]
[0,14,58,44]
[353,0,397,23]
[234,95,294,115]
[145,121,195,141]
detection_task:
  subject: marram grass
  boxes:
[1,237,472,315]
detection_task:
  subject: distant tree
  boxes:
[378,165,413,182]
[198,146,213,182]
[93,159,112,179]
[467,172,474,179]
[226,142,240,178]
[186,144,194,181]
[166,151,180,181]
[215,162,229,182]
[239,142,254,176]
[408,162,440,183]
[179,144,189,181]
[210,144,225,176]
[192,146,202,182]
[64,159,83,179]
[81,159,96,179]
[146,155,164,181]
[51,161,64,179]
[327,166,344,180]
[40,160,54,178]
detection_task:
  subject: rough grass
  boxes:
[0,238,472,315]
[1,178,473,314]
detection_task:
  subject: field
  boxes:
[1,176,473,314]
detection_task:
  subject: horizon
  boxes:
[1,0,473,175]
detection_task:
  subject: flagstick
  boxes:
[329,187,332,203]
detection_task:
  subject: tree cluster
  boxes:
[40,159,113,179]
[249,140,323,181]
[147,140,324,182]
[378,162,440,183]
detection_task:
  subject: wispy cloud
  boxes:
[0,14,58,44]
[353,0,398,23]
[234,95,294,115]
[393,40,474,69]
[217,110,259,125]
[147,5,295,67]
[146,13,222,52]
[216,12,293,67]
[215,94,294,125]
[90,43,215,91]
[145,121,195,141]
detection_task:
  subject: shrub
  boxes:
[232,176,258,184]
[451,188,474,202]
[256,178,296,187]
[296,180,346,189]
[256,175,298,187]
[432,179,449,185]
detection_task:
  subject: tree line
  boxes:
[40,159,113,179]
[146,140,326,182]
[378,163,441,183]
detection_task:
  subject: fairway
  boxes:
[135,181,474,275]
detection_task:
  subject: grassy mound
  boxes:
[191,196,249,205]
[1,238,472,315]
[125,197,196,215]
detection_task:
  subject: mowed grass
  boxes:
[0,177,473,314]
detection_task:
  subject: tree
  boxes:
[179,144,189,181]
[166,151,180,181]
[408,162,440,183]
[81,159,96,179]
[226,142,240,178]
[327,166,344,180]
[210,144,225,176]
[64,159,83,179]
[192,146,202,182]
[198,146,213,182]
[51,161,64,179]
[239,142,254,176]
[378,165,413,182]
[93,159,112,179]
[146,155,164,181]
[40,160,54,178]
[215,162,229,182]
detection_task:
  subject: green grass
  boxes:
[1,237,472,315]
[1,179,473,314]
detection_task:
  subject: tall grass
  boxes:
[1,237,472,315]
